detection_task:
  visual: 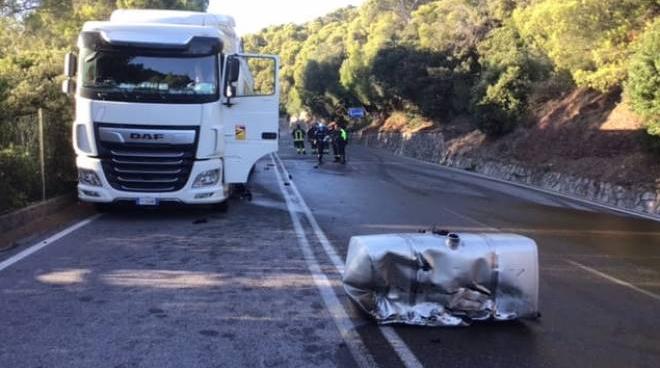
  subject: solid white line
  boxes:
[273,154,345,273]
[366,145,660,222]
[273,154,425,368]
[567,260,660,302]
[270,155,378,368]
[0,214,101,273]
[379,326,426,366]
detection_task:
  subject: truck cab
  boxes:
[62,10,279,208]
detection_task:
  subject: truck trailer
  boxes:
[62,9,279,210]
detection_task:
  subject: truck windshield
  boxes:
[80,49,218,104]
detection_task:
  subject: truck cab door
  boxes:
[221,53,279,184]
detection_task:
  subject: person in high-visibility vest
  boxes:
[336,124,348,164]
[291,123,306,154]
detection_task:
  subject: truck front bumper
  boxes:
[76,156,228,205]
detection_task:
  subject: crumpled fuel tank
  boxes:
[342,232,539,326]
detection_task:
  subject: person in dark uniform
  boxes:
[307,122,318,153]
[329,122,341,162]
[291,123,306,154]
[314,122,329,165]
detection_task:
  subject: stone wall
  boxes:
[355,131,660,217]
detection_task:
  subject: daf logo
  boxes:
[99,127,195,145]
[130,133,165,141]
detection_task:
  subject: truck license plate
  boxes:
[136,197,159,206]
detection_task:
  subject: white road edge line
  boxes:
[567,260,660,302]
[370,146,660,223]
[0,214,101,273]
[273,154,425,368]
[270,155,378,368]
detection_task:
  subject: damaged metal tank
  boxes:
[342,232,539,326]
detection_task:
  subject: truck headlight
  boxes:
[78,169,102,187]
[193,169,220,188]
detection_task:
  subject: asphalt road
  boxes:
[1,134,659,368]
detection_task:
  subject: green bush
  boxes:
[626,19,660,137]
[472,25,549,136]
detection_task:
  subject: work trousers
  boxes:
[294,140,305,154]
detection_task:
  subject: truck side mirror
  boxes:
[62,52,77,95]
[224,56,240,106]
[62,79,75,95]
[64,52,77,78]
[226,56,240,83]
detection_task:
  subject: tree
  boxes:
[472,24,549,135]
[116,0,208,11]
[339,0,430,108]
[626,19,660,137]
[411,0,490,56]
[514,0,658,91]
[290,13,355,121]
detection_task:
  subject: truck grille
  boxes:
[96,124,198,193]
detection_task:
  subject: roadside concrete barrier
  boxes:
[0,193,76,236]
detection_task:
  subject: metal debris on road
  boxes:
[343,232,539,326]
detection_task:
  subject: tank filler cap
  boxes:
[446,233,461,249]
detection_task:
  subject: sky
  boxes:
[208,0,365,35]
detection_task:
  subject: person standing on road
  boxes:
[329,122,340,162]
[314,122,329,165]
[307,121,318,154]
[291,123,306,154]
[336,124,348,164]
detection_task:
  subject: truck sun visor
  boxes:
[342,232,540,327]
[79,31,222,55]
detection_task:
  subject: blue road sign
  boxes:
[348,107,366,118]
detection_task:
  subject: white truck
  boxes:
[62,9,279,210]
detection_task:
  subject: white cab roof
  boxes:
[82,22,222,47]
[81,9,239,51]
